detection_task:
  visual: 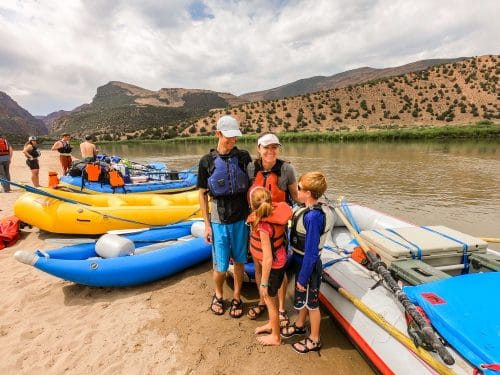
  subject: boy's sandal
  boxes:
[247,304,267,320]
[279,310,290,327]
[229,298,244,318]
[291,337,322,355]
[280,322,306,338]
[210,294,224,316]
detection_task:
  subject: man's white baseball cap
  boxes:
[216,115,242,137]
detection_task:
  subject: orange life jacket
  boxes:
[0,138,10,156]
[109,169,125,188]
[84,163,101,182]
[249,159,287,203]
[247,202,292,256]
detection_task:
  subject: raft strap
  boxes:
[421,226,470,273]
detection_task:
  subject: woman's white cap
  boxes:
[258,133,281,147]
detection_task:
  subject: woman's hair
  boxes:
[298,171,327,199]
[249,187,273,230]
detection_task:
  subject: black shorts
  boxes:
[293,258,322,310]
[267,265,286,297]
[26,159,39,170]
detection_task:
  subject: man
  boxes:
[80,135,98,162]
[0,134,13,192]
[51,133,72,174]
[197,115,251,318]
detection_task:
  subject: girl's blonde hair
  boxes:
[249,187,273,230]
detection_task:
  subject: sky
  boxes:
[1,0,499,116]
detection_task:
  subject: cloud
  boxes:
[0,0,498,115]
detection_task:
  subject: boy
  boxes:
[281,171,334,354]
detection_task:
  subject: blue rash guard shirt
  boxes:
[294,209,325,286]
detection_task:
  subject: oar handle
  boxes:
[481,237,500,243]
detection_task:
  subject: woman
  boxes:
[23,136,41,187]
[246,133,300,327]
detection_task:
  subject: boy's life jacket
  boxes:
[57,140,72,154]
[247,202,293,257]
[0,138,10,156]
[248,159,287,203]
[290,203,335,256]
[207,150,249,197]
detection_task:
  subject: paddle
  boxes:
[481,237,500,243]
[1,178,200,228]
[332,198,455,366]
[321,273,454,375]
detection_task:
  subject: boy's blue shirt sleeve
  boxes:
[297,210,324,286]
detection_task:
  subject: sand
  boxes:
[0,150,373,374]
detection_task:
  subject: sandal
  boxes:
[291,337,322,356]
[210,294,224,316]
[229,298,243,319]
[247,304,267,320]
[279,310,290,328]
[280,322,306,338]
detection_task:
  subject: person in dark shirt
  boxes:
[197,115,251,318]
[23,136,41,187]
[51,133,72,174]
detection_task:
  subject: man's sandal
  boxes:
[210,294,224,315]
[279,310,290,327]
[291,337,322,356]
[229,298,244,318]
[280,322,306,338]
[247,304,267,320]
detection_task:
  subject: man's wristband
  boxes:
[260,282,268,287]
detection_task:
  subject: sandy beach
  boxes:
[0,150,373,374]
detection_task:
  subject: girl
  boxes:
[246,133,299,328]
[247,187,292,345]
[23,136,41,187]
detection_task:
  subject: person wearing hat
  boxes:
[51,133,73,174]
[22,136,41,187]
[245,132,300,327]
[80,135,98,162]
[0,134,14,192]
[197,115,252,318]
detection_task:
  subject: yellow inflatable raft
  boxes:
[14,188,201,234]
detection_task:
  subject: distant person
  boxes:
[246,133,299,328]
[197,115,251,318]
[281,172,333,355]
[0,134,13,192]
[80,135,98,162]
[22,136,41,187]
[247,186,292,346]
[51,133,72,174]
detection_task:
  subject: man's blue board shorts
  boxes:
[211,220,248,272]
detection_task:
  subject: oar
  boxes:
[481,237,500,243]
[333,199,455,366]
[321,273,454,375]
[1,178,200,228]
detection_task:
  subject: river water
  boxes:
[103,140,500,250]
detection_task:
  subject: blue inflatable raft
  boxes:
[59,170,197,194]
[14,221,212,287]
